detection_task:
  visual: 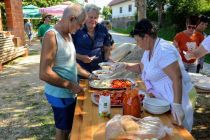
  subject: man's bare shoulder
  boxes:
[45,30,56,38]
[42,30,57,49]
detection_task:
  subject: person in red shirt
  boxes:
[195,15,209,73]
[173,15,203,73]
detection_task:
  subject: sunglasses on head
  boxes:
[187,25,196,29]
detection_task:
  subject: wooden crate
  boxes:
[0,31,28,71]
[13,37,21,47]
[0,31,11,38]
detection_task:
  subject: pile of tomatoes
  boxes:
[94,90,126,105]
[111,79,132,89]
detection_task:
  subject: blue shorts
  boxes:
[51,101,76,131]
[45,93,76,131]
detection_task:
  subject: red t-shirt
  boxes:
[174,31,204,63]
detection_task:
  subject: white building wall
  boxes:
[111,1,136,18]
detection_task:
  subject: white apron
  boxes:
[141,38,194,131]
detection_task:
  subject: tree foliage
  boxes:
[102,6,112,20]
[166,0,200,31]
[22,0,77,7]
[147,0,169,27]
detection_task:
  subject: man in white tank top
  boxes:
[39,4,88,140]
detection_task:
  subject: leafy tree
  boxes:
[166,0,199,31]
[102,6,111,20]
[22,0,78,7]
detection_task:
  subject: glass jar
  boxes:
[123,88,142,118]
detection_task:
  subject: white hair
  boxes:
[62,4,86,23]
[85,4,100,15]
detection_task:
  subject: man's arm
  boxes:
[103,46,112,61]
[126,62,143,74]
[77,63,91,78]
[76,53,93,63]
[77,63,97,80]
[39,31,83,94]
[192,45,208,58]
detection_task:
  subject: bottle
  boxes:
[99,94,111,117]
[123,88,141,118]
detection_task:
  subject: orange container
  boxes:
[123,88,142,118]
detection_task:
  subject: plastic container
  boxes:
[123,88,142,118]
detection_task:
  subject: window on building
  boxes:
[128,5,132,12]
[119,7,122,13]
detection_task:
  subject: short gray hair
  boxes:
[85,4,100,15]
[62,4,87,23]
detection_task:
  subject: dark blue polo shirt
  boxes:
[72,24,111,72]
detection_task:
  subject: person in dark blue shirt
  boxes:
[72,4,111,78]
[101,20,115,49]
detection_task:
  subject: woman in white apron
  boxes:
[112,19,196,131]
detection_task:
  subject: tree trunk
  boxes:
[135,0,147,21]
[157,2,164,27]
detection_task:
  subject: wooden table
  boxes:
[71,79,195,140]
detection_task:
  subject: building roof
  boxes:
[108,0,129,6]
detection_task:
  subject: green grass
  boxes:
[112,24,177,41]
[204,54,210,63]
[112,27,133,35]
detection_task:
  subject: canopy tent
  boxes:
[39,2,73,17]
[23,5,41,19]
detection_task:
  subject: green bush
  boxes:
[158,25,177,41]
[167,0,200,32]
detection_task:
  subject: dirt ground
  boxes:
[0,40,210,140]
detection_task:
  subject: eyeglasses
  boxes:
[187,25,196,29]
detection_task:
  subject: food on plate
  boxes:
[96,71,111,75]
[92,70,113,76]
[89,79,134,89]
[90,79,112,88]
[111,79,132,88]
[94,90,126,106]
[92,88,145,106]
[98,62,114,70]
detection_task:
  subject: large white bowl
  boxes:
[98,62,114,70]
[92,69,113,76]
[143,98,170,115]
[92,69,113,79]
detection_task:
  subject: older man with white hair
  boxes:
[72,4,112,80]
[39,4,87,140]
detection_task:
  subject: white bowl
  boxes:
[92,70,113,79]
[98,62,114,70]
[143,98,170,114]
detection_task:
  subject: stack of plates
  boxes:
[188,73,206,83]
[143,98,170,115]
[189,73,210,90]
